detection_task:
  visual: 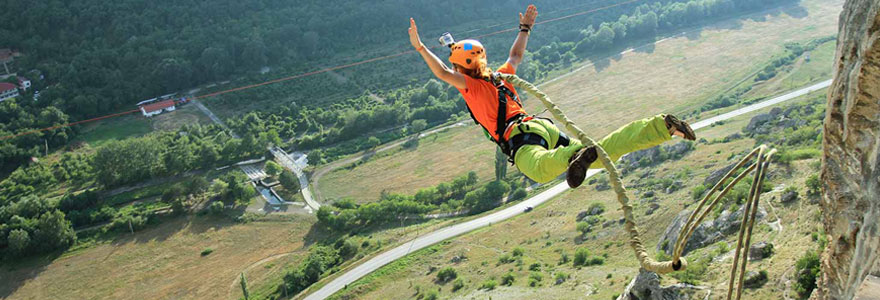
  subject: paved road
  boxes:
[302,79,831,300]
[271,147,320,213]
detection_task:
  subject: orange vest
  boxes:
[456,63,527,141]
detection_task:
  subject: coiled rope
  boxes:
[498,73,776,299]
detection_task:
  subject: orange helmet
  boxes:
[449,39,486,70]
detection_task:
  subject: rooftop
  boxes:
[140,99,175,112]
[0,82,17,92]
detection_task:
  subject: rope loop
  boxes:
[498,74,777,294]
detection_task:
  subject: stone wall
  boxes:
[817,0,880,299]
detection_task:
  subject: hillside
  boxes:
[330,91,828,300]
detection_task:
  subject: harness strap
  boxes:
[507,132,549,160]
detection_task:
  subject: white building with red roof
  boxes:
[0,82,19,102]
[139,99,176,117]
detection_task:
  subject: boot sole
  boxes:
[567,147,597,188]
[665,115,697,141]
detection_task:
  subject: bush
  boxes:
[423,289,438,300]
[280,170,300,191]
[576,221,592,236]
[573,248,590,266]
[512,247,524,257]
[509,187,528,201]
[265,160,283,177]
[209,201,226,215]
[528,272,543,287]
[558,251,570,264]
[481,279,497,290]
[744,270,769,288]
[498,254,514,264]
[692,184,707,201]
[587,256,605,266]
[436,266,458,282]
[554,272,568,284]
[452,278,465,292]
[805,174,821,196]
[501,272,516,286]
[794,250,821,299]
[529,262,541,271]
[201,248,214,256]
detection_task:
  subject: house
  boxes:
[139,99,176,117]
[0,82,20,102]
[17,77,30,91]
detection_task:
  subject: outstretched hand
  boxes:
[519,4,538,27]
[408,18,423,50]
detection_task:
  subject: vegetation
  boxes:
[436,267,458,283]
[501,272,516,286]
[317,171,517,232]
[794,250,821,299]
[277,236,364,298]
[480,279,497,290]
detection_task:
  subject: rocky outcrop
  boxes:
[817,1,880,299]
[749,241,774,260]
[657,206,766,256]
[616,269,708,300]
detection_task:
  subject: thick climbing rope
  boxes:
[499,73,683,274]
[498,74,776,299]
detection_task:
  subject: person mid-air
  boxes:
[407,4,696,188]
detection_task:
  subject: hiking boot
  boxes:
[664,114,696,141]
[567,146,598,188]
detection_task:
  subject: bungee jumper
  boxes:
[407,4,696,188]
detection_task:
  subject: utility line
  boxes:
[0,0,642,142]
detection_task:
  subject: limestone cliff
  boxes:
[818,0,880,299]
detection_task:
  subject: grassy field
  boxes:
[318,0,841,203]
[330,92,826,300]
[70,104,212,148]
[0,215,315,300]
[72,114,153,148]
[150,104,213,132]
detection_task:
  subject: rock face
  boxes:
[749,241,774,260]
[617,269,707,300]
[817,1,880,299]
[657,206,766,256]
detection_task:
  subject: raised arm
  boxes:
[506,4,538,69]
[409,18,467,90]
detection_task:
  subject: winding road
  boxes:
[302,79,832,300]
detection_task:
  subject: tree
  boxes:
[494,147,507,181]
[211,179,229,196]
[8,229,30,255]
[265,161,282,177]
[411,119,428,134]
[280,170,300,191]
[366,136,381,149]
[32,210,76,253]
[240,273,250,300]
[593,24,616,49]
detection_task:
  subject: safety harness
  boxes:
[464,72,567,164]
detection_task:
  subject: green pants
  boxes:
[511,115,671,183]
